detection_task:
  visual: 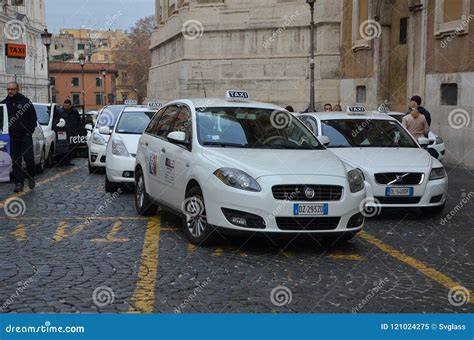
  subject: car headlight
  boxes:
[436,136,444,144]
[214,168,261,192]
[429,167,446,180]
[348,169,365,193]
[92,132,106,145]
[111,139,129,157]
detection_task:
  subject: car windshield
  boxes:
[34,104,50,125]
[321,119,418,148]
[115,110,156,134]
[96,105,125,128]
[196,107,323,150]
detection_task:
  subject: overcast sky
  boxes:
[46,0,154,33]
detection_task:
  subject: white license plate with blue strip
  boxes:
[293,203,329,216]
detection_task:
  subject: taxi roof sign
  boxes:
[347,106,366,114]
[124,99,138,105]
[147,101,163,109]
[225,90,250,102]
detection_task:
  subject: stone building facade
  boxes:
[0,0,49,102]
[340,0,474,167]
[148,0,342,110]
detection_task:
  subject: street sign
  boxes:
[124,99,138,105]
[6,58,25,75]
[5,43,26,59]
[147,101,163,109]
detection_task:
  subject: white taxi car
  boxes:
[86,105,125,173]
[134,91,367,245]
[103,106,157,192]
[299,107,448,215]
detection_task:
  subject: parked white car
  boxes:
[103,106,157,191]
[34,103,61,167]
[134,91,366,245]
[299,108,448,215]
[86,105,125,173]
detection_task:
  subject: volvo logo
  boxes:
[388,173,410,185]
[395,175,404,183]
[304,187,315,199]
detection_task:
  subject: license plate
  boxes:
[293,203,328,216]
[385,187,414,197]
[57,132,67,141]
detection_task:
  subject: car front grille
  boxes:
[275,217,340,231]
[374,173,424,185]
[375,196,422,204]
[272,185,343,201]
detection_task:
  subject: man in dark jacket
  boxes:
[53,99,82,165]
[2,82,37,192]
[407,95,432,126]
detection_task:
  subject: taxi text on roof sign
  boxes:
[5,44,26,59]
[226,90,250,101]
[124,99,138,105]
[347,106,366,114]
[147,101,163,109]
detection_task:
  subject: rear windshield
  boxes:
[115,111,156,134]
[96,106,125,128]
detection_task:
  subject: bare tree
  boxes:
[114,16,154,103]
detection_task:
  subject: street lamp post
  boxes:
[307,0,316,112]
[79,54,86,110]
[101,69,107,105]
[41,28,53,103]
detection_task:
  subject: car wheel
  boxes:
[421,203,446,216]
[88,160,96,173]
[36,149,45,174]
[45,146,54,168]
[135,168,158,216]
[105,175,118,193]
[182,186,220,246]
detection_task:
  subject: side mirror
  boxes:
[167,131,189,146]
[85,124,93,131]
[318,136,330,147]
[98,126,112,135]
[418,137,430,147]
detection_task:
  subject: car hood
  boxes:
[329,147,432,170]
[201,147,347,178]
[114,134,141,154]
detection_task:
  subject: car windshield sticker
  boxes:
[149,153,158,176]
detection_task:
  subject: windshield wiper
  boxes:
[202,142,250,148]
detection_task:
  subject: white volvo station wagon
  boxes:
[299,108,448,215]
[134,92,367,245]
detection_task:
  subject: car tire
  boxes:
[36,149,45,174]
[181,186,221,246]
[135,168,158,216]
[105,175,118,193]
[88,160,96,174]
[421,203,446,216]
[45,146,54,168]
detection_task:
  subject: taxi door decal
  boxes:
[164,157,175,184]
[149,152,158,176]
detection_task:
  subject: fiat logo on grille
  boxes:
[304,187,315,199]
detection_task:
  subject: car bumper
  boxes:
[89,143,107,167]
[364,177,448,208]
[106,155,135,183]
[202,175,366,234]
